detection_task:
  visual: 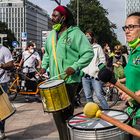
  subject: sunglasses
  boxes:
[122,24,140,31]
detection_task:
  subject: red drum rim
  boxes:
[67,109,130,131]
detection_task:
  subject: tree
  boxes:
[67,0,120,48]
[0,21,17,51]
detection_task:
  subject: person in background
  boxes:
[103,43,114,67]
[82,31,109,109]
[122,45,129,63]
[107,45,127,80]
[120,12,140,140]
[0,45,14,139]
[40,5,93,140]
[19,42,41,101]
[41,47,45,60]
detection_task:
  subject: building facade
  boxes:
[0,0,52,49]
[126,0,140,16]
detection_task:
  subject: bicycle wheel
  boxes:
[102,86,119,108]
[7,80,18,101]
[8,91,18,101]
[109,87,119,108]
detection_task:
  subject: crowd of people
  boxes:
[0,4,140,140]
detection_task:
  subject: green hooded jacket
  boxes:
[42,26,94,83]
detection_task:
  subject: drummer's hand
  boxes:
[65,67,75,76]
[39,68,46,75]
[119,90,131,101]
[135,90,140,96]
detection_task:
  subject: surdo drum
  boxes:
[39,80,70,112]
[0,87,15,121]
[67,109,130,140]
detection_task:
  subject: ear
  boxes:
[61,16,66,22]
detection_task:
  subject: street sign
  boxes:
[41,31,50,47]
[21,32,27,40]
[12,41,19,48]
[0,34,7,45]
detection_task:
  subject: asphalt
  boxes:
[4,95,127,140]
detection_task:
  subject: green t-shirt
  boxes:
[124,46,140,92]
[124,46,140,126]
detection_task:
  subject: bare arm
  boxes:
[0,60,14,70]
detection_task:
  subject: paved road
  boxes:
[4,95,126,140]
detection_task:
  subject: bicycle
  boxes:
[102,84,120,108]
[8,67,45,101]
[75,83,120,108]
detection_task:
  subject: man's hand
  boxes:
[65,67,75,76]
[39,68,46,75]
[0,63,3,69]
[119,89,131,101]
[135,90,140,96]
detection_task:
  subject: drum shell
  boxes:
[68,110,130,140]
[39,80,70,112]
[0,92,15,121]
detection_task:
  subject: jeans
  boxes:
[0,82,8,133]
[82,77,109,109]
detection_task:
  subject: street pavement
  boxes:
[4,95,127,140]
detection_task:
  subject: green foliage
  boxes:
[67,0,120,48]
[0,21,17,51]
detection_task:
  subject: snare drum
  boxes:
[39,80,70,112]
[0,92,15,121]
[68,109,130,140]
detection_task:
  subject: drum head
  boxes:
[39,79,64,89]
[68,109,129,131]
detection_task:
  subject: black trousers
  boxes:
[0,121,5,133]
[52,83,79,140]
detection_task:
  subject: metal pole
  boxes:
[77,0,79,26]
[24,0,26,32]
[54,0,61,5]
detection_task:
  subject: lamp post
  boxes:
[71,0,79,26]
[77,0,79,26]
[23,0,26,32]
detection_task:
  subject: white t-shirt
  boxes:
[22,50,41,73]
[0,45,13,83]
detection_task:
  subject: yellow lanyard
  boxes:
[52,32,61,79]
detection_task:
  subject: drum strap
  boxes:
[52,31,61,79]
[0,84,5,94]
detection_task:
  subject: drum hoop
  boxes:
[1,109,16,121]
[67,109,130,131]
[38,80,64,89]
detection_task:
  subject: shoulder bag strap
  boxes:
[23,51,35,63]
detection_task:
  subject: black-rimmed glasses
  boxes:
[122,24,140,31]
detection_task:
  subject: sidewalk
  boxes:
[5,99,126,140]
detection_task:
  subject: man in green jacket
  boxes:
[40,5,93,140]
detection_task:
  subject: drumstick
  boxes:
[83,102,140,138]
[98,66,140,104]
[43,72,66,83]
